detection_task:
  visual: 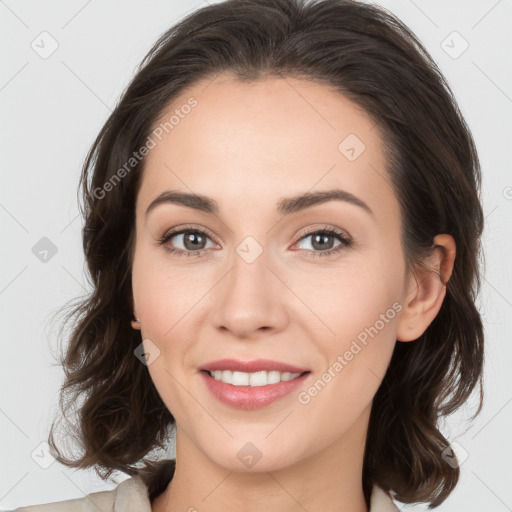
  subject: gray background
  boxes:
[1,0,511,510]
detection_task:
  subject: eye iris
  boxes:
[184,231,206,250]
[311,233,335,251]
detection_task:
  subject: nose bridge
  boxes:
[212,241,287,337]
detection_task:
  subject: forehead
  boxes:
[137,74,395,222]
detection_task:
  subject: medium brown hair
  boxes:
[48,0,485,507]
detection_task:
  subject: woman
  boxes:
[14,0,484,510]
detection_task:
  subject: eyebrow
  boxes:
[145,189,373,217]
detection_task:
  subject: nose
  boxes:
[211,249,288,340]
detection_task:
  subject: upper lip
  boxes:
[199,358,310,374]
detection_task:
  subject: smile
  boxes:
[200,370,311,410]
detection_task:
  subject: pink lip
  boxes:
[200,370,311,410]
[198,358,310,373]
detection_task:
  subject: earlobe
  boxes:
[131,294,141,330]
[131,316,141,330]
[131,309,141,330]
[396,234,456,342]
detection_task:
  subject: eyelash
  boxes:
[157,225,352,259]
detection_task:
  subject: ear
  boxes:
[396,234,456,342]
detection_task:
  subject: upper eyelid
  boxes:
[295,225,350,241]
[163,225,218,243]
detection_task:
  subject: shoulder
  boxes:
[12,476,151,512]
[370,484,399,512]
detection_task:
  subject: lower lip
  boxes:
[200,370,310,410]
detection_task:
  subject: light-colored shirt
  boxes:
[13,475,399,511]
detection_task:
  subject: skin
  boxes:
[130,74,456,512]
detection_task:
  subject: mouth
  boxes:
[199,367,312,410]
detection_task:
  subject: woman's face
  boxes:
[131,74,411,472]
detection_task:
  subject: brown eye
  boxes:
[158,228,216,257]
[175,230,209,251]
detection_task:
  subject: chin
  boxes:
[199,436,308,474]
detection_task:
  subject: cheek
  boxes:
[297,294,399,437]
[304,252,403,396]
[132,245,210,339]
[303,255,403,341]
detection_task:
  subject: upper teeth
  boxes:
[209,370,302,386]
